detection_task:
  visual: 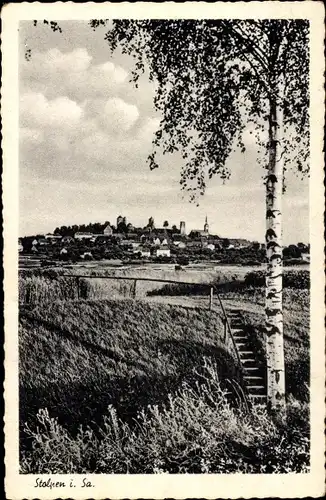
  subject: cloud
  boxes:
[100,97,140,133]
[21,48,92,82]
[20,127,44,144]
[20,92,83,128]
[21,48,129,101]
[44,47,93,73]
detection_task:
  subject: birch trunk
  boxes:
[265,79,286,414]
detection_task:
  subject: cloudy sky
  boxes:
[19,21,309,243]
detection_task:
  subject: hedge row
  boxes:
[244,270,310,289]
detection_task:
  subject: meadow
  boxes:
[19,267,310,473]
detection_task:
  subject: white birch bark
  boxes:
[265,77,286,413]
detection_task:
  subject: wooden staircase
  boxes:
[227,309,267,407]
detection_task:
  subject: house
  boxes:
[208,238,222,250]
[38,238,49,246]
[150,234,169,246]
[174,241,187,249]
[201,240,215,250]
[301,251,310,262]
[61,235,74,245]
[186,240,203,249]
[189,230,208,239]
[120,240,141,251]
[227,238,251,249]
[131,242,141,251]
[90,234,105,243]
[81,251,93,260]
[126,232,141,242]
[155,246,171,258]
[45,233,62,241]
[206,243,215,251]
[74,232,93,240]
[94,235,113,244]
[112,233,126,242]
[103,224,113,236]
[138,246,151,258]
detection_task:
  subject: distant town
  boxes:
[19,215,310,266]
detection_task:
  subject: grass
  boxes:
[20,300,241,447]
[19,269,310,474]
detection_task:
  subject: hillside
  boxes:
[19,297,309,473]
[20,299,238,435]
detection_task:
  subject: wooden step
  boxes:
[244,376,264,381]
[249,394,267,403]
[239,350,254,356]
[231,328,243,333]
[241,362,257,368]
[243,366,260,371]
[247,385,265,393]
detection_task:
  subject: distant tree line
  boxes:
[53,222,113,236]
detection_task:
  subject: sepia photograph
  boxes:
[3,2,325,499]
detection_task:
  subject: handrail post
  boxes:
[209,286,213,310]
[223,318,228,344]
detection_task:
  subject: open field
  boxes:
[19,268,310,473]
[18,264,309,305]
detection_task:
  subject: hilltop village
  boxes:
[19,215,309,266]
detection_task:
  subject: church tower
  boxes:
[204,215,209,235]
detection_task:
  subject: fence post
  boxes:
[76,277,80,299]
[133,279,137,299]
[209,286,213,310]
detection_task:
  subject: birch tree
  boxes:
[97,19,309,414]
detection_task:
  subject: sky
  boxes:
[19,21,309,244]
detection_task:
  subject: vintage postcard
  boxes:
[2,2,325,498]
